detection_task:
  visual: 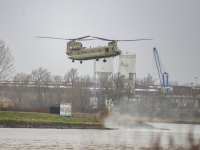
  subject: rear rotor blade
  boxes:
[91,36,113,41]
[117,39,153,41]
[92,36,153,42]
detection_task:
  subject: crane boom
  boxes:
[153,47,169,87]
[153,47,163,86]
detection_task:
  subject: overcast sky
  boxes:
[0,0,200,85]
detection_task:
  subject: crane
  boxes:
[153,47,169,88]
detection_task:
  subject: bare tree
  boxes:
[99,76,114,100]
[11,73,31,106]
[113,73,126,101]
[42,71,52,105]
[137,74,157,111]
[63,68,79,105]
[53,75,63,104]
[124,77,135,101]
[64,68,78,88]
[31,67,51,106]
[73,75,91,112]
[99,73,126,102]
[0,40,15,81]
[139,73,157,86]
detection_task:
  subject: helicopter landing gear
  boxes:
[80,60,83,64]
[103,59,106,62]
[72,59,74,63]
[96,58,99,61]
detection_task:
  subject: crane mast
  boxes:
[153,47,169,87]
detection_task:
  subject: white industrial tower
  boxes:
[118,52,136,81]
[95,57,113,81]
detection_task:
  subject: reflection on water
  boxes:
[0,123,200,149]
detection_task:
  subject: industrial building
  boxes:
[94,52,136,84]
[118,52,136,81]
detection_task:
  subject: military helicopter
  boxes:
[36,35,152,64]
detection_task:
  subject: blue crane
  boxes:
[153,47,169,87]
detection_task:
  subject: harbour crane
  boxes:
[153,47,170,88]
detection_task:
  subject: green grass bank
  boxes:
[0,111,103,129]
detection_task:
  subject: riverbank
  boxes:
[0,111,104,129]
[0,111,98,123]
[0,111,165,130]
[0,120,103,129]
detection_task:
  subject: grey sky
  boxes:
[0,0,200,85]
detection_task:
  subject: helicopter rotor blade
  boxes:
[76,35,91,40]
[36,36,72,40]
[91,36,153,42]
[77,39,96,41]
[91,36,113,41]
[36,35,91,41]
[117,39,153,41]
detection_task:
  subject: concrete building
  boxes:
[118,52,136,80]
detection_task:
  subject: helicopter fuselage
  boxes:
[66,41,122,61]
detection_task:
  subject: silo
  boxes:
[95,57,113,80]
[93,58,113,105]
[118,52,136,80]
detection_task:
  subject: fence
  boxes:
[0,106,50,113]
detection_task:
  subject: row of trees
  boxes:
[3,68,92,112]
[2,63,160,112]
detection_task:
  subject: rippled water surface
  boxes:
[1,123,200,149]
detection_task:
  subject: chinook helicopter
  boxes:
[36,35,152,64]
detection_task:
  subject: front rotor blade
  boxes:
[36,36,71,40]
[77,39,96,41]
[76,35,91,40]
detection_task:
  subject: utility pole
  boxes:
[190,83,194,102]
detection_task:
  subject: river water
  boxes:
[0,123,200,149]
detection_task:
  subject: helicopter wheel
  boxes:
[103,59,106,62]
[80,60,83,64]
[96,58,99,61]
[72,59,74,63]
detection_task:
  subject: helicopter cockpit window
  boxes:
[113,47,118,52]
